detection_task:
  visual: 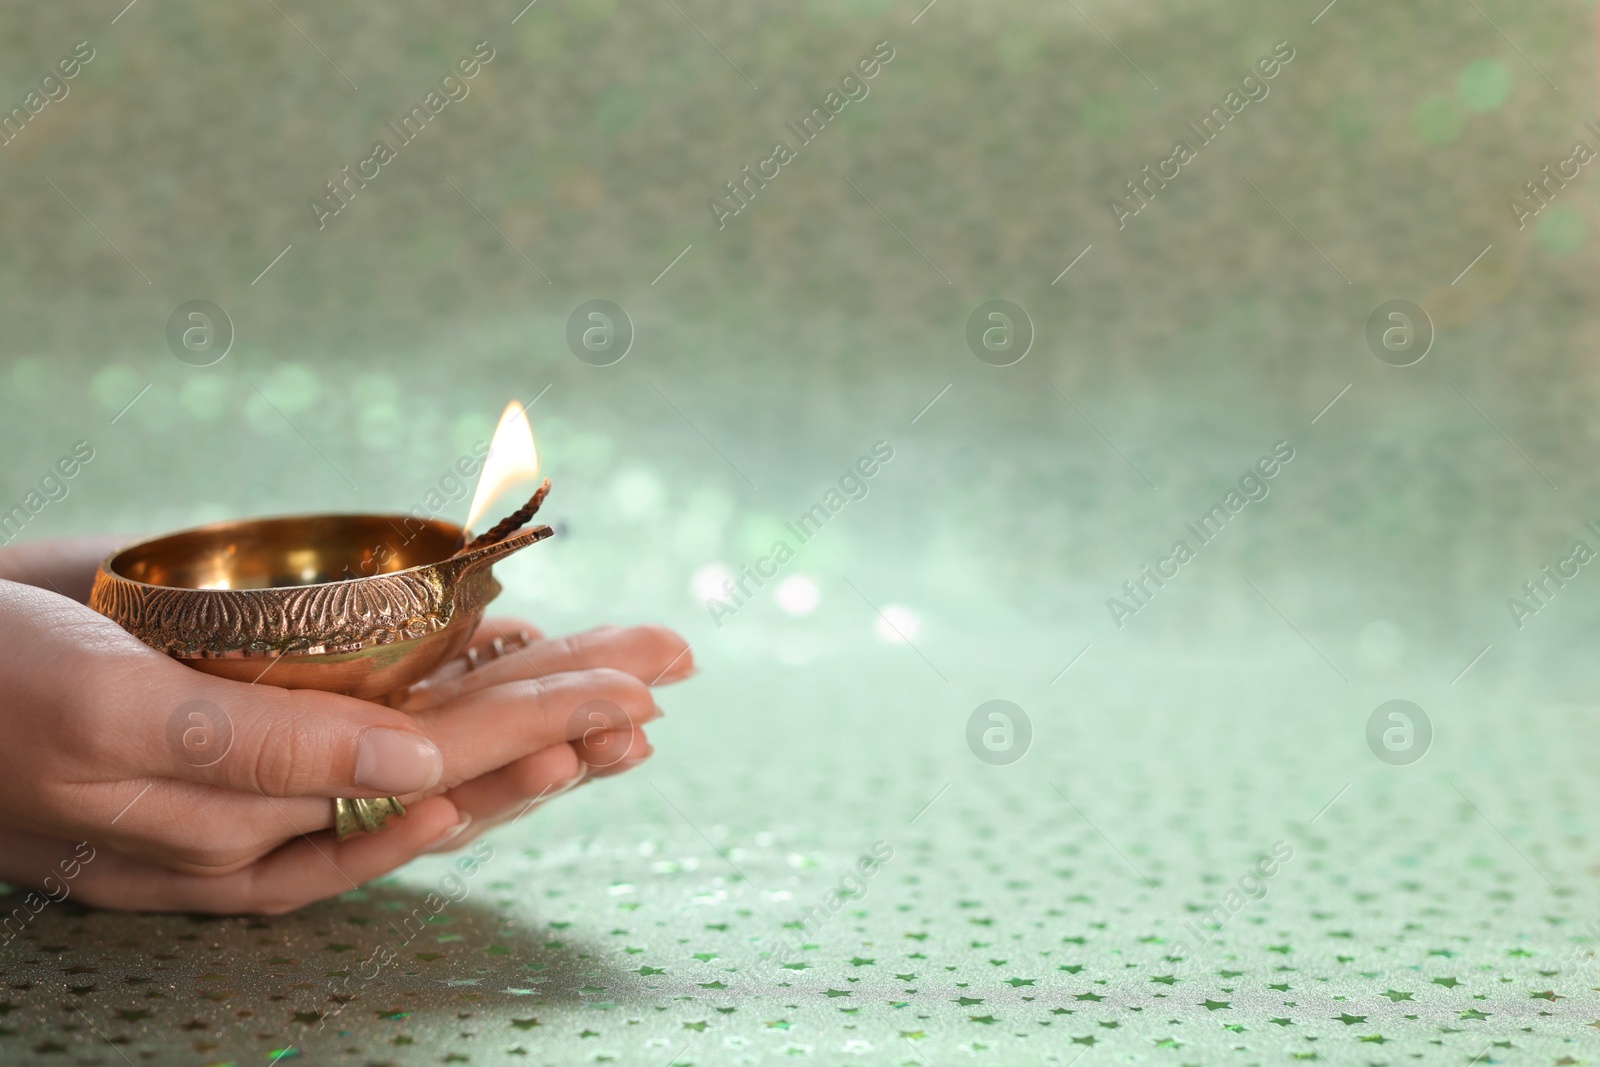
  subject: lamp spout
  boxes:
[441,523,554,584]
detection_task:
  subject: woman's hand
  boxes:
[0,538,694,913]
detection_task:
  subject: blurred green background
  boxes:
[4,0,1600,1063]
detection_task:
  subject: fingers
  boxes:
[439,728,653,828]
[0,536,129,604]
[0,797,463,915]
[66,777,334,874]
[100,668,448,801]
[438,742,585,834]
[395,624,694,711]
[431,729,653,852]
[408,667,660,785]
[48,720,653,877]
[573,726,653,777]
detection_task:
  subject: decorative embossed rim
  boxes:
[89,515,549,660]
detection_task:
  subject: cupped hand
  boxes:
[0,538,694,913]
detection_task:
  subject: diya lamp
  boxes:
[88,402,551,839]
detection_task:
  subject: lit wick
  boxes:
[455,478,551,555]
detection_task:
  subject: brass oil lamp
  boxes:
[88,402,551,838]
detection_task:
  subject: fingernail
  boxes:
[549,765,589,798]
[647,703,666,721]
[425,813,472,852]
[355,728,444,793]
[620,742,655,767]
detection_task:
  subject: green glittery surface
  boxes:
[3,0,1600,1063]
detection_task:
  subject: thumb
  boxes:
[7,584,445,801]
[139,671,444,800]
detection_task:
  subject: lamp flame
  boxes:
[465,400,540,532]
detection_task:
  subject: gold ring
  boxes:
[461,629,535,672]
[334,796,406,840]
